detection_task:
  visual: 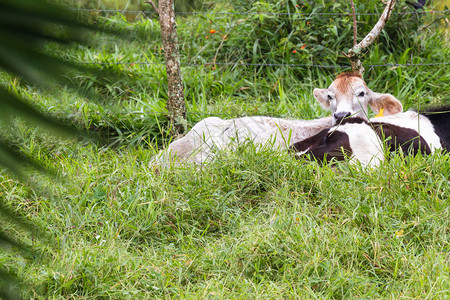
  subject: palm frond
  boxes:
[0,0,131,296]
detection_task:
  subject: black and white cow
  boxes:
[152,73,403,166]
[291,107,450,166]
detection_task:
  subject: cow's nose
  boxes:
[334,112,351,121]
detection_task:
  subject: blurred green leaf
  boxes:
[0,0,131,297]
[0,269,21,300]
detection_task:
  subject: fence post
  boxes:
[146,0,187,134]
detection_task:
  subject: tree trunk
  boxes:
[345,0,397,75]
[157,0,187,134]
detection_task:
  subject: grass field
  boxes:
[1,0,449,298]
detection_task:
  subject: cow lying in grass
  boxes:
[154,73,403,165]
[291,107,450,166]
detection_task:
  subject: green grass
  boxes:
[2,140,449,298]
[1,0,450,298]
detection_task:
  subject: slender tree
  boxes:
[344,0,397,75]
[145,0,187,135]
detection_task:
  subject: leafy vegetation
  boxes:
[0,0,449,298]
[51,0,449,143]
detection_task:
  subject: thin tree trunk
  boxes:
[345,0,397,75]
[147,0,187,134]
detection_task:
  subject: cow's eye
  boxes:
[358,91,365,97]
[327,95,332,100]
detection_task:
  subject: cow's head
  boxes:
[314,73,403,124]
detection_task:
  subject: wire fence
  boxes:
[74,8,450,16]
[79,61,449,69]
[80,107,450,123]
[64,7,450,126]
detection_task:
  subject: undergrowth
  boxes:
[1,141,449,298]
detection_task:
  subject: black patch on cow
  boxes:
[371,122,431,155]
[290,129,329,153]
[420,106,450,152]
[290,129,352,163]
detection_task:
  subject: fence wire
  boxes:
[78,61,449,69]
[73,8,450,16]
[83,108,450,120]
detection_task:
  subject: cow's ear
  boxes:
[368,92,403,116]
[313,88,330,109]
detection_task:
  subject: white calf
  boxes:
[154,116,334,165]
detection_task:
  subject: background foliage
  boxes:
[56,0,449,143]
[0,0,449,298]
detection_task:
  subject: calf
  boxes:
[291,107,450,166]
[153,116,334,165]
[153,73,403,166]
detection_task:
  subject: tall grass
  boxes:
[2,139,449,298]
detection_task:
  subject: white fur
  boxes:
[334,123,384,167]
[153,116,334,166]
[295,148,310,157]
[370,111,442,151]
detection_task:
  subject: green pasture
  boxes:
[0,0,449,298]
